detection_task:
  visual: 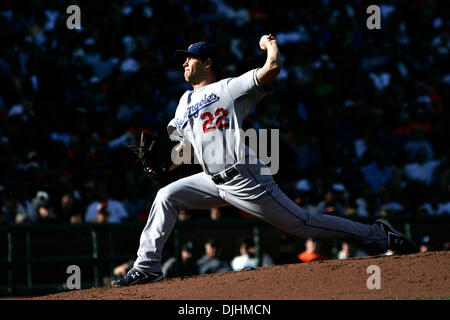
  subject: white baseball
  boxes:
[259,35,269,50]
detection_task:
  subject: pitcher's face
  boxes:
[183,56,206,84]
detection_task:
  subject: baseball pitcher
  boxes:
[113,35,418,286]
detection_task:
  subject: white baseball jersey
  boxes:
[168,69,268,175]
[133,68,389,274]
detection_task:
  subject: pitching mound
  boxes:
[29,251,449,300]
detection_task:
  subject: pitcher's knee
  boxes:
[155,184,181,206]
[149,186,179,219]
[155,186,171,203]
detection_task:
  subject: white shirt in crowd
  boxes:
[404,160,440,186]
[231,254,273,271]
[84,200,129,223]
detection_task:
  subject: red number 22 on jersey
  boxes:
[201,108,230,133]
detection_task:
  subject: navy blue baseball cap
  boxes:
[175,42,219,62]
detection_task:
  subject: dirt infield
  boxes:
[28,251,450,300]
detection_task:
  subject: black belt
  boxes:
[211,167,239,184]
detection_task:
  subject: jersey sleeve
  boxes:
[167,92,188,142]
[227,69,269,99]
[226,68,271,115]
[167,118,184,142]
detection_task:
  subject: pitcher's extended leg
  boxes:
[221,166,389,252]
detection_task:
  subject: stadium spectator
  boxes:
[32,190,60,224]
[404,148,441,187]
[162,241,199,278]
[293,179,319,214]
[403,126,435,162]
[196,238,232,275]
[0,0,448,231]
[315,186,347,217]
[417,187,441,216]
[297,238,329,263]
[59,193,84,224]
[209,207,222,220]
[122,192,146,221]
[361,150,393,192]
[1,190,30,225]
[177,209,191,221]
[419,235,431,253]
[377,184,407,218]
[337,241,368,260]
[231,238,273,271]
[84,182,129,223]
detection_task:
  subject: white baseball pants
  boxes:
[134,162,388,272]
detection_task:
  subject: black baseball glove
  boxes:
[133,131,178,180]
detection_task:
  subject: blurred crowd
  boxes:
[109,232,448,283]
[1,0,449,232]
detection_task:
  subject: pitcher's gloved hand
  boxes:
[132,131,177,180]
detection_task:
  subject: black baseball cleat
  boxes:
[376,219,419,254]
[112,268,164,287]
